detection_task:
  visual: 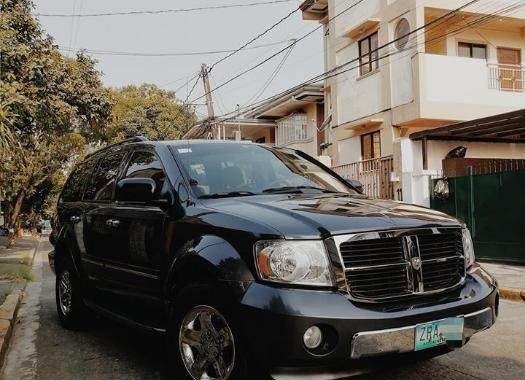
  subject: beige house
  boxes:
[301,0,525,204]
[183,84,327,160]
[244,84,326,158]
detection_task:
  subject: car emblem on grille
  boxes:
[403,236,425,293]
[411,256,422,271]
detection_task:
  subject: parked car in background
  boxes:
[40,220,52,236]
[0,226,12,248]
[49,137,498,380]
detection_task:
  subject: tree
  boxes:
[0,0,112,228]
[104,84,196,143]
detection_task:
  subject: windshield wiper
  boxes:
[261,186,335,194]
[199,191,256,199]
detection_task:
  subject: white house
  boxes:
[300,0,525,204]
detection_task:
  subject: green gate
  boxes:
[431,170,525,264]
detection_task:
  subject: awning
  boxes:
[410,109,525,143]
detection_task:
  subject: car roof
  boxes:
[155,139,255,147]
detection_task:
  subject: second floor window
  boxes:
[458,42,487,59]
[359,31,379,76]
[361,131,381,160]
[277,114,308,145]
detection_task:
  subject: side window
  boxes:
[84,152,126,201]
[124,151,167,199]
[61,163,89,202]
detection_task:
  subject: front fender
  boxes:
[166,235,256,302]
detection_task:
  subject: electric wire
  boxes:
[190,0,370,104]
[58,39,297,57]
[244,41,296,106]
[206,0,520,129]
[36,0,295,17]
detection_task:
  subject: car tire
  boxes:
[55,257,90,330]
[168,283,259,380]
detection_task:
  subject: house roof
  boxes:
[245,83,324,119]
[409,109,525,143]
[300,0,328,20]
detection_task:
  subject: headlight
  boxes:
[254,240,334,287]
[462,228,475,268]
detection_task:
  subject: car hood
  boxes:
[203,193,461,238]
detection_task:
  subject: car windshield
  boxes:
[171,143,356,198]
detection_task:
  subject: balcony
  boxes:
[415,54,525,122]
[332,156,394,199]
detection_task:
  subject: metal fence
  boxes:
[488,64,524,92]
[431,169,525,264]
[332,156,394,199]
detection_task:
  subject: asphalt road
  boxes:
[1,241,524,380]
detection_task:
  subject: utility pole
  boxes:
[200,64,217,139]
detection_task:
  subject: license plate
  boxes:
[415,317,464,351]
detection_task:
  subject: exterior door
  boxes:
[82,149,129,294]
[497,47,522,91]
[96,149,171,326]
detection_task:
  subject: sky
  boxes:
[32,0,324,120]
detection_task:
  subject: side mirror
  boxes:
[346,179,364,194]
[116,178,156,203]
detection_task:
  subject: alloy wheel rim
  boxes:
[58,270,73,316]
[179,305,235,380]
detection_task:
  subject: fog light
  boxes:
[303,326,323,349]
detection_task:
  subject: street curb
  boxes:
[499,287,525,303]
[0,237,41,368]
[0,287,25,369]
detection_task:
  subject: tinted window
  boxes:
[84,152,126,201]
[124,151,166,198]
[61,163,90,202]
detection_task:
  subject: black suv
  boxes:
[49,137,498,380]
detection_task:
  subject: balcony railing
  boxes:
[488,64,524,92]
[332,156,395,199]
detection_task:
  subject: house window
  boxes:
[360,131,381,160]
[359,31,379,76]
[277,114,308,145]
[458,42,487,59]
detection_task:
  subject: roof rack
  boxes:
[85,136,149,159]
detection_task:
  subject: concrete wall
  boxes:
[397,138,525,207]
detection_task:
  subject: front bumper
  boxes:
[351,306,494,359]
[239,264,498,375]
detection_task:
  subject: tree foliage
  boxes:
[104,84,196,143]
[0,0,111,227]
[0,1,197,229]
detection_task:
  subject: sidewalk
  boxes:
[0,237,39,305]
[480,261,525,302]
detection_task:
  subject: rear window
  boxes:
[60,163,90,202]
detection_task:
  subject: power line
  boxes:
[190,0,369,104]
[208,0,502,127]
[207,5,301,71]
[36,0,295,17]
[184,74,202,105]
[58,39,297,57]
[245,41,296,105]
[209,0,507,118]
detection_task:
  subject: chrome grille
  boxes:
[335,228,466,301]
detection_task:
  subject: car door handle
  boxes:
[106,219,120,228]
[70,216,81,223]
